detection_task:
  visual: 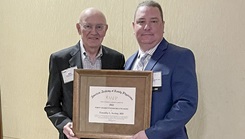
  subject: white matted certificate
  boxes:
[89,86,136,125]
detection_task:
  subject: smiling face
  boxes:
[133,6,165,51]
[76,8,108,50]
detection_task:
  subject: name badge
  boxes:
[61,66,77,84]
[153,71,162,87]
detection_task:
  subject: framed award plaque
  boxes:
[73,69,152,139]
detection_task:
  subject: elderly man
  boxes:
[44,8,125,139]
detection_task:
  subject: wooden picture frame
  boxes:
[73,69,152,139]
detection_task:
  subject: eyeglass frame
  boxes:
[79,23,108,31]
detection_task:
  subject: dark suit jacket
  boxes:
[44,41,125,139]
[125,38,198,139]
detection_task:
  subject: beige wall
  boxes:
[0,0,245,139]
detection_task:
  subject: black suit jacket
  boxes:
[44,42,125,139]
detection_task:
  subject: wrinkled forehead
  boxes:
[79,9,107,24]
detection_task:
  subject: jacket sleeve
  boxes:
[145,49,198,139]
[44,54,71,132]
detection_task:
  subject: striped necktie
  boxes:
[136,53,149,71]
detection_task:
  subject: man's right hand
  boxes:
[63,122,79,139]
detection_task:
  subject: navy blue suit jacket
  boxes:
[125,38,198,139]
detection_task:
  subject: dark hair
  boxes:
[134,0,164,22]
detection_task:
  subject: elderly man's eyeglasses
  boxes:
[80,23,107,31]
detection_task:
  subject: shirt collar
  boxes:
[137,41,161,58]
[80,40,103,59]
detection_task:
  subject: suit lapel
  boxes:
[69,42,83,68]
[101,46,109,69]
[145,38,168,71]
[125,52,138,70]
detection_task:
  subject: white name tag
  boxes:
[61,66,77,84]
[153,71,162,87]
